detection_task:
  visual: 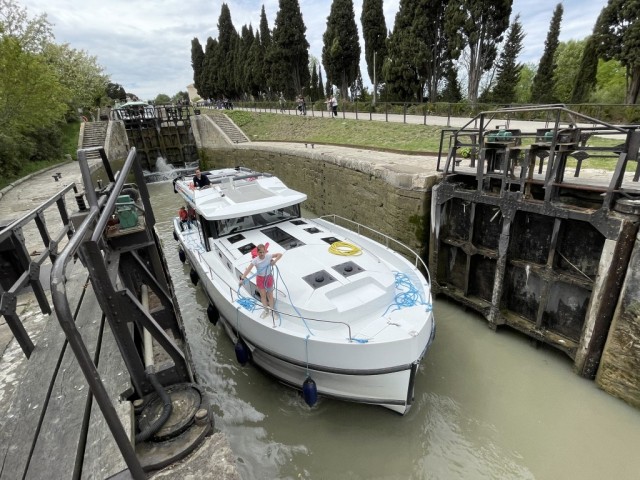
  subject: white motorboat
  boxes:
[173,167,435,414]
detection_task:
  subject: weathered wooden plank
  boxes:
[0,260,88,480]
[23,279,103,480]
[81,317,133,480]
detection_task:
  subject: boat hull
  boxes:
[173,210,435,414]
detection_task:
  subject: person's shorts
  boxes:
[256,275,274,290]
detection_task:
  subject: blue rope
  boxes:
[382,272,432,316]
[274,266,314,336]
[236,273,259,312]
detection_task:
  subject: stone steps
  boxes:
[207,112,249,144]
[81,121,108,161]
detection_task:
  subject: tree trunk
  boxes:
[627,67,640,105]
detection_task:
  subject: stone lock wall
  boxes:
[200,146,436,256]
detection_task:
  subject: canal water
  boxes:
[148,181,640,480]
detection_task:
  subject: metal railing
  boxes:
[220,100,640,126]
[50,147,146,478]
[0,182,78,358]
[315,214,432,286]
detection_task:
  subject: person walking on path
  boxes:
[330,94,338,117]
[279,93,286,113]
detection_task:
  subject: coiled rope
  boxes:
[383,272,432,316]
[328,241,362,256]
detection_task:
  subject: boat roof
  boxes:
[174,168,307,221]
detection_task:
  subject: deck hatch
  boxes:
[261,226,305,250]
[238,243,256,255]
[321,236,341,244]
[304,227,322,234]
[228,233,245,244]
[291,220,307,225]
[302,270,337,289]
[332,261,364,278]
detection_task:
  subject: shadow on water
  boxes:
[148,181,640,480]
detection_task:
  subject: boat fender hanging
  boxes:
[235,340,250,366]
[190,268,199,285]
[207,303,219,326]
[179,249,186,263]
[302,377,318,407]
[173,230,179,241]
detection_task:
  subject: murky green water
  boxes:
[148,181,640,480]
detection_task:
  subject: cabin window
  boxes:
[210,204,301,238]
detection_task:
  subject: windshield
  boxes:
[213,204,301,238]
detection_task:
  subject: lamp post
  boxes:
[373,51,377,106]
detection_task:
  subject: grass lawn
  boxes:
[223,110,444,153]
[221,110,626,172]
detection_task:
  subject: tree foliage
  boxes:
[0,0,52,53]
[322,0,361,100]
[592,0,640,104]
[191,37,205,95]
[487,15,524,104]
[42,42,108,111]
[552,39,584,103]
[445,0,512,104]
[384,0,425,101]
[360,0,387,87]
[590,58,626,103]
[530,3,563,104]
[270,0,310,97]
[571,36,598,103]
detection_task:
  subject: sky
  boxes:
[17,0,608,101]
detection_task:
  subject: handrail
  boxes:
[50,148,145,479]
[193,248,355,340]
[0,182,79,357]
[315,214,432,286]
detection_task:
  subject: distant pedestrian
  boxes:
[330,94,338,117]
[279,93,286,113]
[296,95,306,115]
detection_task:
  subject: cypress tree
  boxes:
[385,0,422,101]
[322,0,361,100]
[259,6,273,95]
[215,3,239,97]
[200,37,218,99]
[490,15,525,104]
[530,3,563,104]
[439,63,462,103]
[571,36,598,103]
[190,38,205,96]
[310,62,319,101]
[318,65,326,99]
[270,0,310,97]
[445,0,512,103]
[360,0,387,87]
[415,0,451,103]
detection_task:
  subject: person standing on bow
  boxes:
[239,244,283,318]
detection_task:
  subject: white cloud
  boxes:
[17,0,604,100]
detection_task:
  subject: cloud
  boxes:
[17,0,604,100]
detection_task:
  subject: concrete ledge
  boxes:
[235,142,440,191]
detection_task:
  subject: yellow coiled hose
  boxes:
[329,241,362,256]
